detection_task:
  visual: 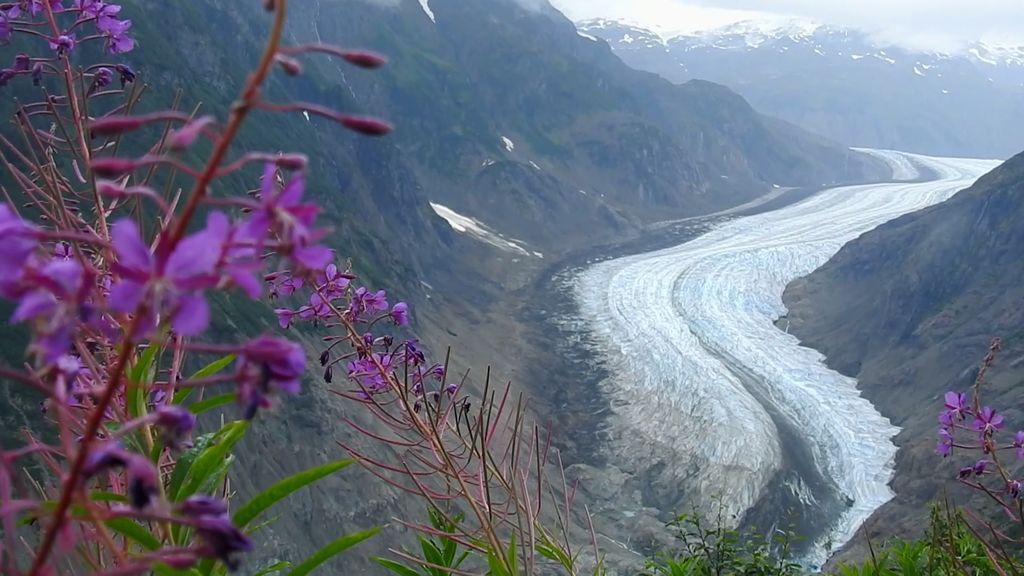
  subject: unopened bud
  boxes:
[168,116,215,150]
[340,50,387,69]
[89,115,146,136]
[275,54,303,76]
[90,157,138,177]
[275,153,308,171]
[339,115,393,137]
[13,53,30,72]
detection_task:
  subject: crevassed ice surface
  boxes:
[576,151,1000,564]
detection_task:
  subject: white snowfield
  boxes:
[576,150,1000,565]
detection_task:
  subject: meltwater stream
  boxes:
[575,151,1000,566]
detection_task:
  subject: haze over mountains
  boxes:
[578,18,1024,157]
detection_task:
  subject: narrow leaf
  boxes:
[233,459,352,529]
[285,527,380,576]
[105,517,161,550]
[372,558,422,576]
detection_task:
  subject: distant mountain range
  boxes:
[578,18,1024,158]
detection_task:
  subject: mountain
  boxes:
[781,152,1024,562]
[578,18,1024,158]
[0,0,889,573]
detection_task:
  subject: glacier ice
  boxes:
[576,151,1000,565]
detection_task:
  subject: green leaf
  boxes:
[105,517,161,550]
[372,558,422,576]
[188,392,236,415]
[152,565,203,576]
[175,420,248,500]
[254,561,292,576]
[285,527,380,576]
[173,354,236,405]
[232,459,352,529]
[127,344,161,419]
[167,432,216,503]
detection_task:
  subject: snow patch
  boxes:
[417,0,435,23]
[913,65,926,77]
[302,111,310,122]
[429,202,538,257]
[529,160,541,171]
[576,30,598,42]
[501,136,515,152]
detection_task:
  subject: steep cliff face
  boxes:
[783,152,1024,560]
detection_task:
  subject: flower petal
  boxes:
[172,294,210,336]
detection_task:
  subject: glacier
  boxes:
[575,150,1000,565]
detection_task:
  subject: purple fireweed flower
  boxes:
[0,14,11,43]
[315,263,350,300]
[95,66,112,88]
[942,391,969,422]
[347,287,387,321]
[1014,431,1024,459]
[82,441,129,478]
[444,382,458,396]
[958,466,974,479]
[389,302,408,326]
[108,217,225,336]
[194,515,252,571]
[236,336,305,419]
[243,164,331,269]
[125,454,158,509]
[268,272,302,299]
[972,406,1004,439]
[154,404,195,450]
[53,241,71,259]
[0,204,38,296]
[936,427,953,457]
[973,459,988,476]
[115,63,135,86]
[177,495,228,519]
[49,33,75,54]
[1009,480,1022,499]
[347,353,394,394]
[274,308,296,329]
[13,53,29,71]
[12,258,86,362]
[297,292,331,321]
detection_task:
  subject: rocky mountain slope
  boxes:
[0,0,888,573]
[579,18,1024,158]
[782,152,1024,561]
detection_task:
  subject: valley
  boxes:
[557,151,998,567]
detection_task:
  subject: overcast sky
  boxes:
[549,0,1024,51]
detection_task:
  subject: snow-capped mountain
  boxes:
[578,18,1024,157]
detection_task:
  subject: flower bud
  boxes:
[95,67,113,88]
[31,63,43,86]
[13,53,29,72]
[275,153,308,171]
[340,50,387,69]
[168,116,215,150]
[89,115,147,136]
[178,495,229,519]
[90,157,138,177]
[126,455,159,509]
[339,115,393,136]
[275,54,303,76]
